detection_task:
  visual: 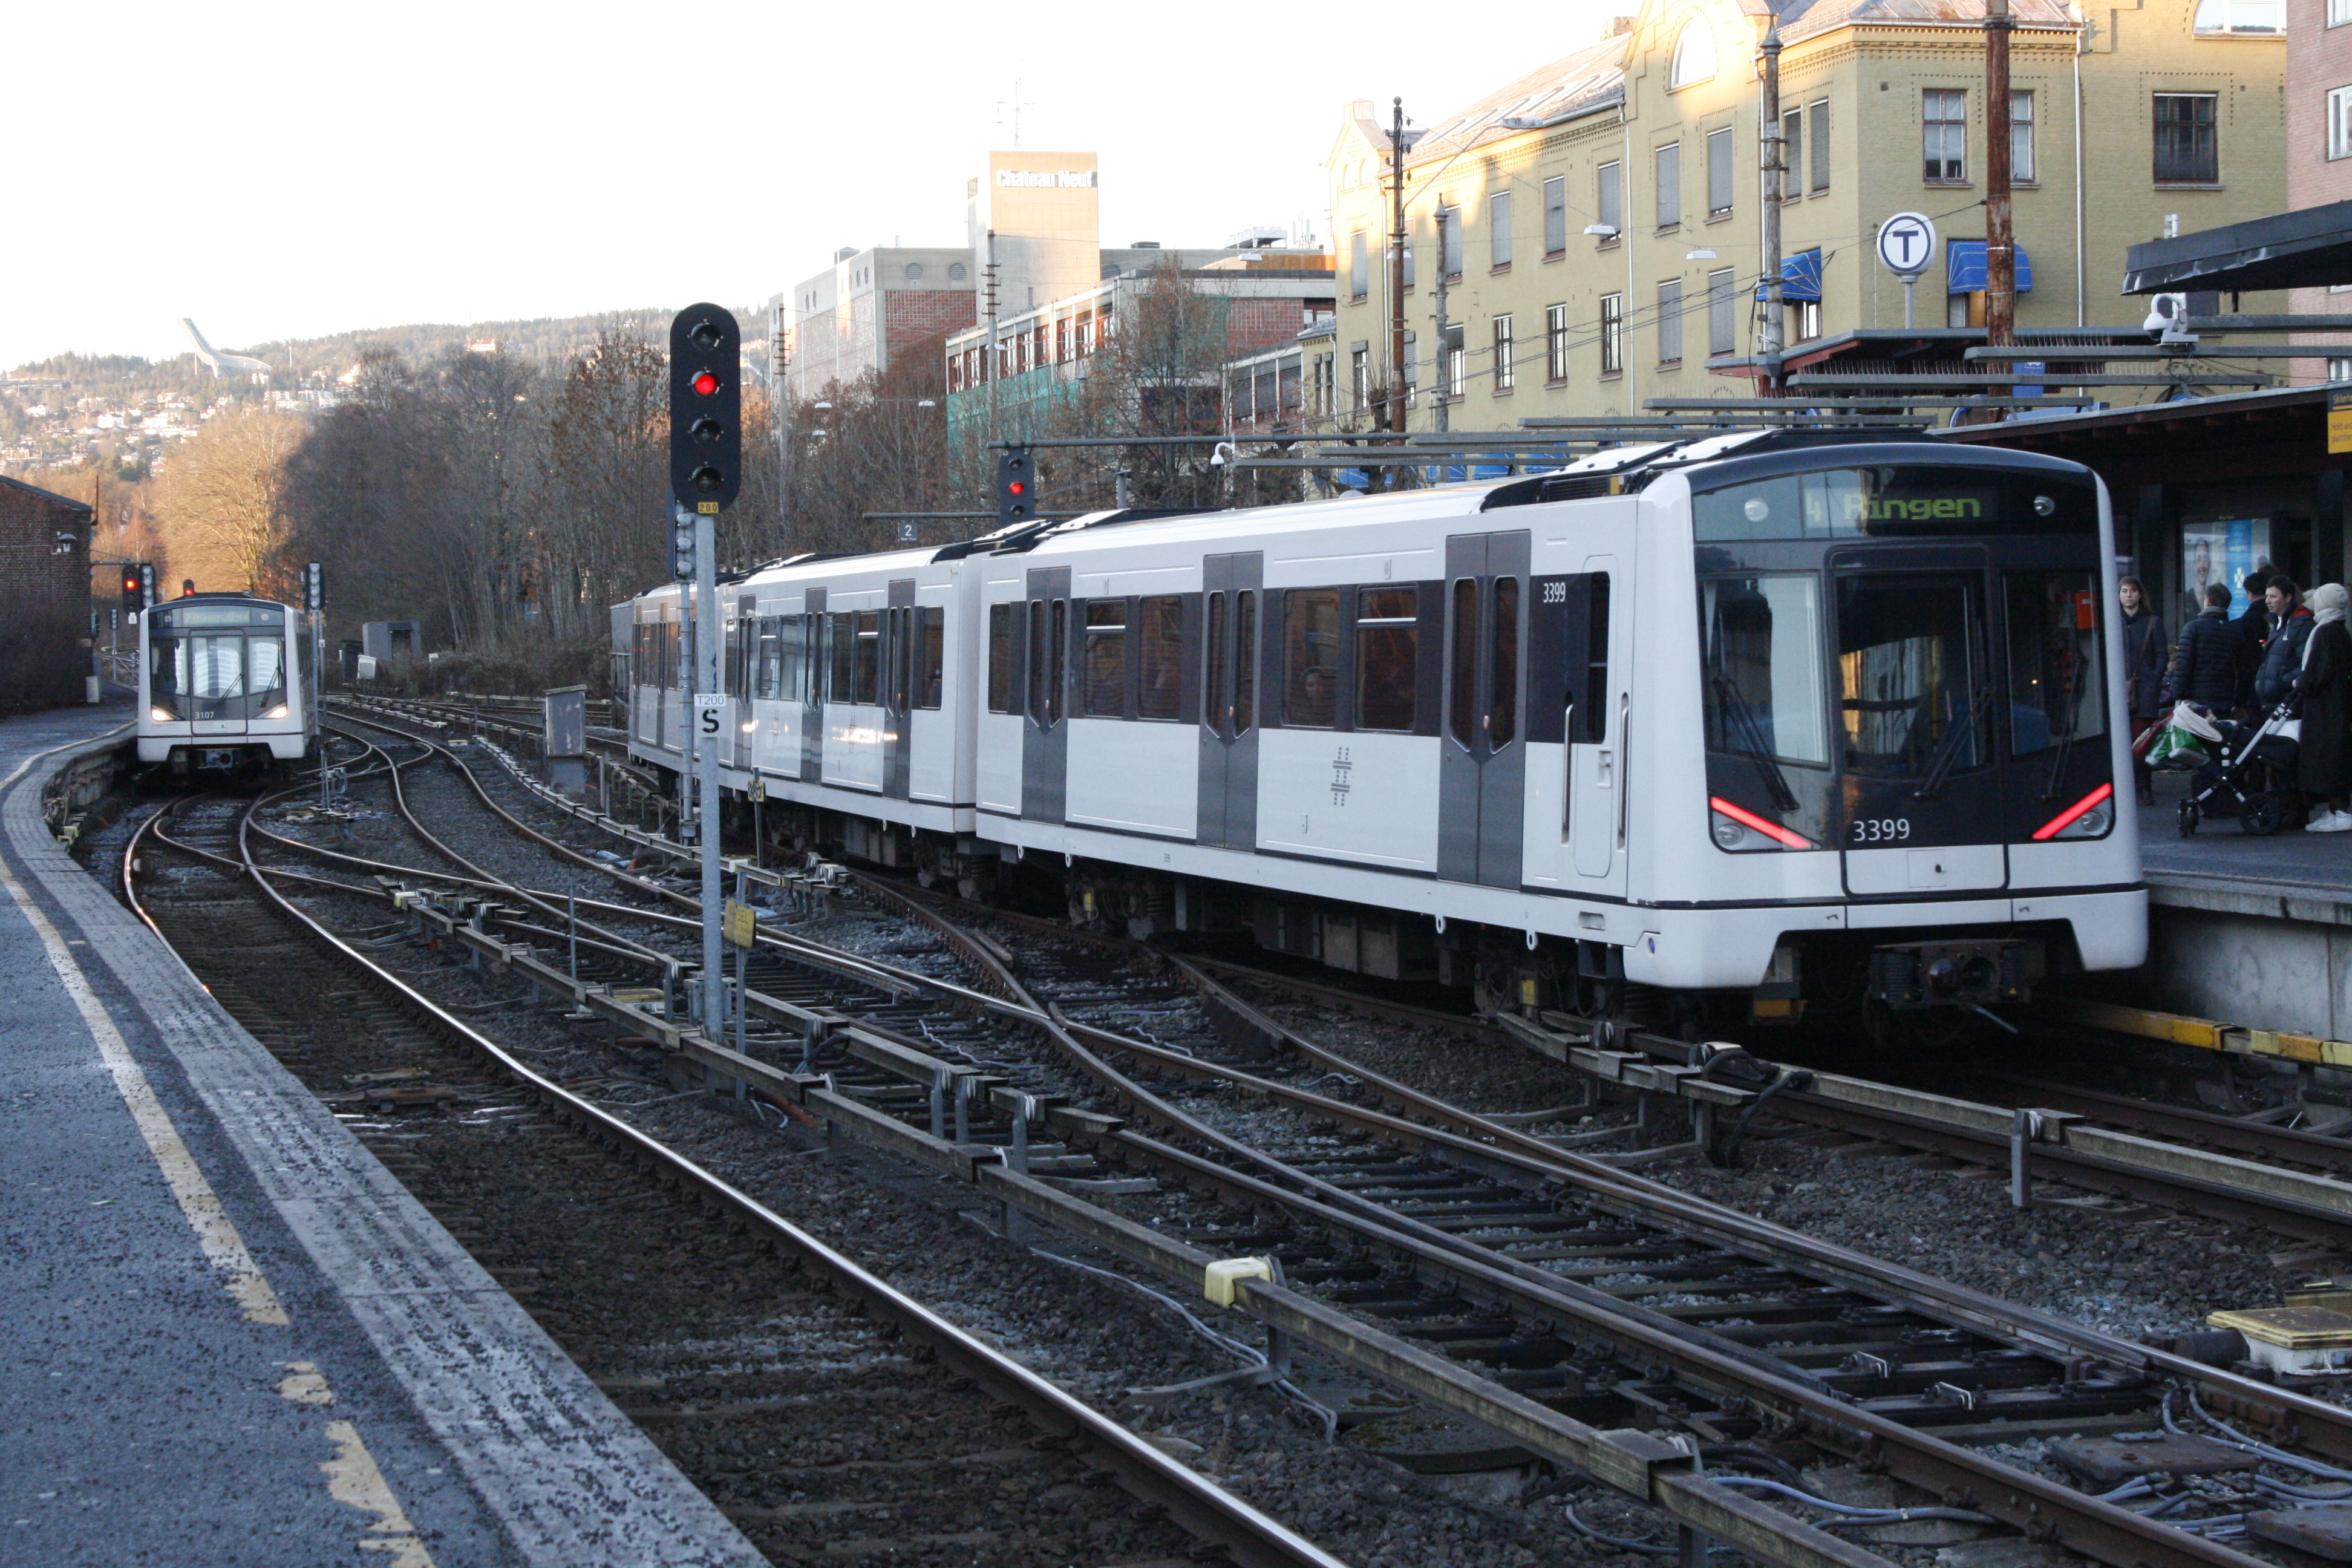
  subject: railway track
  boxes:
[117,777,1341,1568]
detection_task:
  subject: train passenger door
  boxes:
[883,578,915,799]
[800,588,825,782]
[732,595,756,773]
[1021,566,1070,823]
[1567,560,1625,885]
[1196,552,1262,849]
[1438,531,1529,888]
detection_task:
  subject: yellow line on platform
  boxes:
[2043,996,2352,1067]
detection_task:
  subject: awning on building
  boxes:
[1754,248,1823,302]
[1947,241,2035,294]
[2122,199,2352,294]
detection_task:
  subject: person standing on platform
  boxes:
[2256,577,2314,712]
[2120,576,2167,806]
[2232,570,2273,713]
[2298,583,2352,832]
[2166,584,2241,711]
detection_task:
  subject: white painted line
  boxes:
[0,843,290,1326]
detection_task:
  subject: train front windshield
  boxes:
[149,603,290,722]
[1693,462,2111,851]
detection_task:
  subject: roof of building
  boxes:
[2124,199,2352,295]
[1403,35,1630,169]
[0,473,94,515]
[1777,0,2079,42]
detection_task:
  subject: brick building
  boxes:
[2285,0,2352,376]
[0,475,92,710]
[776,245,979,403]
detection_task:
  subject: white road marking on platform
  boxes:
[0,734,288,1324]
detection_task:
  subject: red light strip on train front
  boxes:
[2031,782,2114,841]
[1709,796,1814,850]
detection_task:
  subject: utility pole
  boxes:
[1758,21,1786,393]
[769,299,790,544]
[1985,0,2017,347]
[1387,97,1410,440]
[1432,213,1451,434]
[984,229,1002,447]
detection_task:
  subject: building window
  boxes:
[1655,142,1681,228]
[1349,231,1368,299]
[1546,304,1570,382]
[1795,298,1823,341]
[1708,268,1737,356]
[1600,294,1624,374]
[905,262,924,281]
[1782,108,1803,198]
[1924,90,1967,183]
[2194,0,2281,30]
[1443,328,1465,397]
[1597,162,1621,238]
[1439,205,1463,280]
[1658,279,1684,363]
[2329,357,2352,381]
[1544,177,1567,254]
[949,263,967,281]
[1351,347,1368,409]
[2011,91,2036,182]
[2155,93,2219,184]
[1493,315,1515,391]
[1669,17,1717,88]
[1706,126,1735,217]
[1491,191,1513,269]
[2334,0,2352,25]
[2332,87,2352,159]
[1810,99,1831,192]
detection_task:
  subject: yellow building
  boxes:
[1318,0,2287,430]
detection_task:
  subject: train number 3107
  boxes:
[1851,818,1913,842]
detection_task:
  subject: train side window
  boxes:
[918,606,946,709]
[829,613,853,702]
[780,616,804,701]
[1356,587,1417,731]
[1083,600,1127,717]
[1449,578,1477,747]
[1137,595,1183,720]
[1284,589,1341,728]
[753,619,779,699]
[1205,592,1228,731]
[988,603,1013,713]
[853,610,880,705]
[725,619,746,696]
[1233,590,1256,733]
[1491,578,1521,748]
[1028,599,1048,725]
[1582,573,1610,743]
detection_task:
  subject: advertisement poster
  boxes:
[2181,518,2270,617]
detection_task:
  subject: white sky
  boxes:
[4,0,1622,371]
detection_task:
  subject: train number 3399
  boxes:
[1851,818,1913,842]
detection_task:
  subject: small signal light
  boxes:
[692,370,719,396]
[1008,480,1026,496]
[668,304,740,511]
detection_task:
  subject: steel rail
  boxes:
[118,777,1347,1568]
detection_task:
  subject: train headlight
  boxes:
[2032,782,2115,841]
[1708,796,1815,852]
[149,707,173,722]
[262,704,289,719]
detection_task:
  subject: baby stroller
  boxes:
[2178,699,2304,836]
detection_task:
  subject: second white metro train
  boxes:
[622,430,2144,1037]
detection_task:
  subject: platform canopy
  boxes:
[2123,198,2352,295]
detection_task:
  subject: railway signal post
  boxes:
[670,304,742,1034]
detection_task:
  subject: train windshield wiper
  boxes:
[1710,676,1799,812]
[1913,682,1991,800]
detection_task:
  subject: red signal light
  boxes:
[691,370,719,396]
[1007,480,1026,496]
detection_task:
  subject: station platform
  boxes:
[0,702,763,1567]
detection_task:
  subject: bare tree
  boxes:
[155,410,307,594]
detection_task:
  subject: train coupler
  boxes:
[1866,938,2037,1010]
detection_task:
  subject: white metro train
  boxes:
[138,593,320,775]
[622,430,2144,1037]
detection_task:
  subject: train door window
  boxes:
[1083,600,1128,717]
[1028,598,1049,725]
[918,606,946,709]
[853,610,881,705]
[1232,590,1255,733]
[2003,571,2106,756]
[753,619,780,699]
[1700,575,1829,766]
[1581,574,1611,743]
[1835,573,1987,778]
[1284,589,1341,727]
[889,607,912,711]
[1048,599,1067,725]
[726,619,747,695]
[1449,577,1478,747]
[1491,577,1520,747]
[829,613,854,701]
[1137,595,1183,719]
[1356,588,1417,731]
[1205,592,1228,732]
[988,603,1014,713]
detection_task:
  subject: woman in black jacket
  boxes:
[2120,577,2166,804]
[2298,583,2352,831]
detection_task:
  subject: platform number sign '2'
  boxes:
[1875,212,1938,278]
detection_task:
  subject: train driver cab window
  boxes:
[1357,588,1417,730]
[1837,573,1989,780]
[1137,595,1183,719]
[918,606,946,709]
[987,603,1014,713]
[1700,575,1829,769]
[2004,571,2106,757]
[1084,600,1128,716]
[1284,589,1340,727]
